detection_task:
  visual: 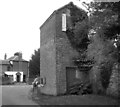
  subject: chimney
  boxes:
[19,52,22,60]
[4,53,7,60]
[14,52,22,60]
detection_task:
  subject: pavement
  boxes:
[2,84,39,106]
[1,84,119,106]
[32,90,119,105]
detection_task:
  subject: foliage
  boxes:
[66,5,89,52]
[29,48,40,78]
[86,1,120,62]
[69,4,88,26]
[66,20,89,51]
[82,1,120,93]
[100,62,113,89]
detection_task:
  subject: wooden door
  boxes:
[66,67,77,90]
[23,75,26,82]
[17,75,20,82]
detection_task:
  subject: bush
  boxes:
[100,62,113,89]
[2,76,11,85]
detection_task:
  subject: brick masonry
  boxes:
[40,2,87,95]
[40,13,57,95]
[55,8,80,94]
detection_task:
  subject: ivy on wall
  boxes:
[66,4,89,52]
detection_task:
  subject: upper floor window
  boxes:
[62,13,66,31]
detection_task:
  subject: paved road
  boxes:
[2,84,39,106]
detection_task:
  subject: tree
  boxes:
[84,1,120,95]
[66,4,89,52]
[29,48,40,78]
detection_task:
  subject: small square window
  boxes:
[40,77,46,85]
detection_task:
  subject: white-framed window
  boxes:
[62,13,66,31]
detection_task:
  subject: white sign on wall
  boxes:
[62,13,66,31]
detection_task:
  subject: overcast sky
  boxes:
[0,0,88,61]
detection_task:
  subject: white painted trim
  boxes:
[62,13,66,31]
[4,71,23,82]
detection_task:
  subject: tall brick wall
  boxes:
[40,13,57,95]
[40,3,87,95]
[55,8,79,94]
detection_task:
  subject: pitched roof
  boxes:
[8,56,28,62]
[40,2,86,29]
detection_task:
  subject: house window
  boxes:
[7,66,10,71]
[40,77,46,85]
[62,13,66,31]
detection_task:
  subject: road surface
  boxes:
[2,84,39,106]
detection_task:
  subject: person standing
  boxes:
[32,75,40,92]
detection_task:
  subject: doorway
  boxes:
[16,72,21,82]
[66,67,80,92]
[23,75,26,82]
[16,75,20,82]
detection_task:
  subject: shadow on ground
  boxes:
[29,88,119,105]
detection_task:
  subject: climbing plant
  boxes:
[66,4,89,52]
[84,1,120,95]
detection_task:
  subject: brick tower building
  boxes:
[40,2,88,95]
